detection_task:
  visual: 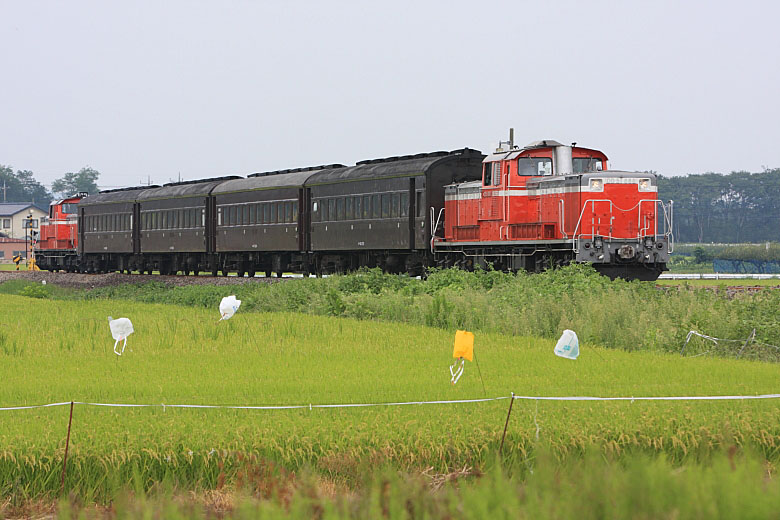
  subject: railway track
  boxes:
[0,270,289,289]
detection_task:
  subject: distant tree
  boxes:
[51,167,100,197]
[0,164,52,204]
[16,169,52,205]
[658,168,780,243]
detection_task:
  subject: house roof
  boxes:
[0,203,46,217]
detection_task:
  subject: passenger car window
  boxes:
[363,195,371,218]
[381,194,390,217]
[400,192,409,217]
[391,193,400,218]
[372,195,380,218]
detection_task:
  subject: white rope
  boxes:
[511,394,780,401]
[1,393,778,412]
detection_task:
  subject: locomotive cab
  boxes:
[34,192,87,271]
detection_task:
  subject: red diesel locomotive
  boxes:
[35,193,85,270]
[434,134,672,280]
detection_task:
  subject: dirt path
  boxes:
[0,271,287,289]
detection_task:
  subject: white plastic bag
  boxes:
[108,316,134,355]
[554,329,579,360]
[219,295,241,321]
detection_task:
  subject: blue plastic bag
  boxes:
[554,330,579,360]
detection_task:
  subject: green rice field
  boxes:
[0,291,779,516]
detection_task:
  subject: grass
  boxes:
[655,278,780,286]
[5,264,780,360]
[0,294,779,509]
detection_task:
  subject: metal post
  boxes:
[60,401,74,495]
[499,393,515,454]
[737,329,756,359]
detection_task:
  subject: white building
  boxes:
[0,203,48,240]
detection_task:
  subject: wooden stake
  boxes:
[499,393,515,454]
[60,401,74,495]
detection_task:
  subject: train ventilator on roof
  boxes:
[554,330,579,360]
[108,317,134,356]
[450,330,474,385]
[219,296,241,321]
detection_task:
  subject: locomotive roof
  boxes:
[137,176,242,200]
[305,149,482,185]
[212,170,320,194]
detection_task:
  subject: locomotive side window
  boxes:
[493,163,501,186]
[400,192,409,217]
[516,158,553,176]
[483,163,492,186]
[572,158,603,173]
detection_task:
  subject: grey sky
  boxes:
[1,0,779,190]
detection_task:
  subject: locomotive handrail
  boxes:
[570,198,673,251]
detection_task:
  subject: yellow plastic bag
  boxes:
[453,330,474,361]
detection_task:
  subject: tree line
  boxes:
[0,165,100,206]
[657,168,780,243]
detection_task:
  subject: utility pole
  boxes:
[2,179,6,202]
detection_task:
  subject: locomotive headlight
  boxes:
[593,236,603,249]
[638,179,651,191]
[589,179,603,191]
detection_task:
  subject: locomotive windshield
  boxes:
[516,158,552,176]
[572,157,603,173]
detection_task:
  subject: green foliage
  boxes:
[19,283,51,299]
[717,242,780,262]
[693,246,712,263]
[658,169,780,243]
[50,450,780,519]
[51,166,100,197]
[0,164,52,205]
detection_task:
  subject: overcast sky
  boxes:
[1,0,779,190]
